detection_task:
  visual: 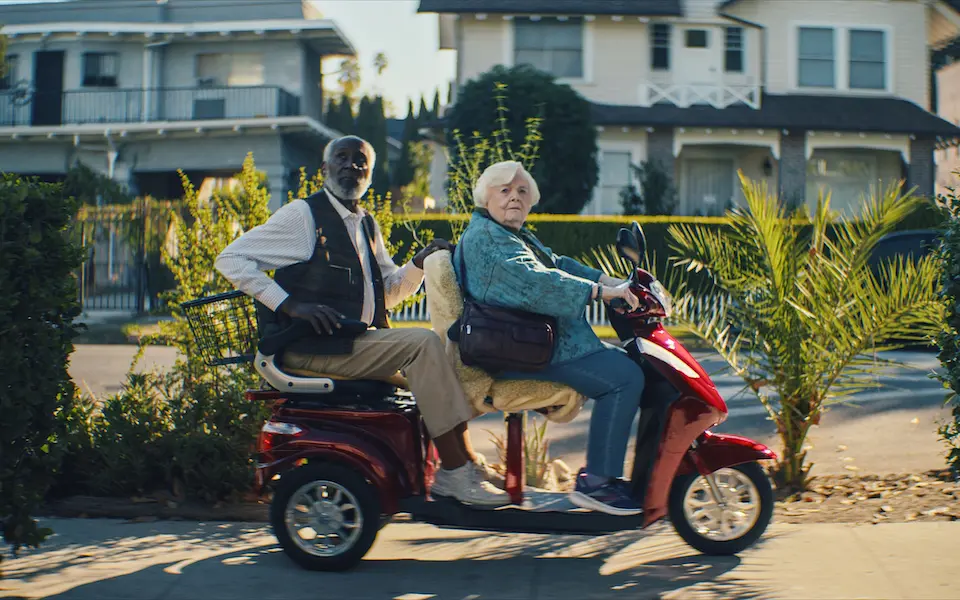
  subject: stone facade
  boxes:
[908,137,936,198]
[779,131,807,208]
[647,128,676,183]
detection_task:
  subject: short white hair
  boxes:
[473,161,541,208]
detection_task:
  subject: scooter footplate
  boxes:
[399,491,646,536]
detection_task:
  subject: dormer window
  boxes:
[83,53,119,88]
[513,17,584,79]
[725,27,744,73]
[651,24,671,70]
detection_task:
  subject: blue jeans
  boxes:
[500,343,645,479]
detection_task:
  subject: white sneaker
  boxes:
[432,464,509,506]
[471,454,505,489]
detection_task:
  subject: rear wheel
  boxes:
[668,462,773,555]
[270,463,381,571]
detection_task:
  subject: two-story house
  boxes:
[0,0,355,209]
[419,0,960,216]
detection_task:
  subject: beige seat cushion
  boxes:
[422,250,585,424]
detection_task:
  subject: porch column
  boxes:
[262,164,290,212]
[908,136,936,198]
[778,131,807,208]
[646,128,676,185]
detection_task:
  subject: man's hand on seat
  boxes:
[280,300,344,335]
[413,239,455,269]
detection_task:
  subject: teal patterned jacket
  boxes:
[454,210,605,364]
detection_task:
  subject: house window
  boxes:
[599,151,632,214]
[651,23,671,70]
[513,17,584,79]
[849,29,886,90]
[806,151,877,211]
[83,52,119,87]
[798,27,835,88]
[195,53,265,87]
[725,27,744,72]
[0,54,17,90]
[686,29,708,48]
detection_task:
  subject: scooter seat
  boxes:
[282,366,409,390]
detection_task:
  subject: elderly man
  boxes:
[215,135,505,506]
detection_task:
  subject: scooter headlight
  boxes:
[649,280,673,318]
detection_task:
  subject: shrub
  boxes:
[935,186,960,473]
[0,174,84,571]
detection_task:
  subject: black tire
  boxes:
[668,461,773,556]
[270,463,381,572]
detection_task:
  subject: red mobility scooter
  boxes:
[183,222,776,572]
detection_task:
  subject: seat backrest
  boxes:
[422,249,463,339]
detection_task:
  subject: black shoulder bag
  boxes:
[454,247,557,374]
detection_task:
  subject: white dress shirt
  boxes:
[215,190,424,325]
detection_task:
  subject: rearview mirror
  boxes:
[616,227,641,267]
[630,221,648,262]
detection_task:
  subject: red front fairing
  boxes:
[640,325,727,417]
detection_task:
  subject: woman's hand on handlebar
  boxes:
[601,281,641,312]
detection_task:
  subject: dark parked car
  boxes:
[867,229,940,274]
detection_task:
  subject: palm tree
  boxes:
[586,173,943,492]
[666,173,942,491]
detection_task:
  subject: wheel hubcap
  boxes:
[285,480,363,557]
[682,468,761,542]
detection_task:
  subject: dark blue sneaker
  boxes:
[569,470,643,516]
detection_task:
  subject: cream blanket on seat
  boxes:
[422,250,585,424]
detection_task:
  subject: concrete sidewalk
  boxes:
[1,518,957,600]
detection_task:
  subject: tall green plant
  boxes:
[935,186,960,472]
[662,173,942,491]
[0,175,84,573]
[443,82,543,241]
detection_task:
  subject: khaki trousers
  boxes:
[282,328,475,438]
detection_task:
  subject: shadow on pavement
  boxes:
[14,520,779,600]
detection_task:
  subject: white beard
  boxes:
[325,177,371,201]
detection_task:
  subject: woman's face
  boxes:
[486,172,534,229]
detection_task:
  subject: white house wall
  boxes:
[0,142,71,173]
[161,39,306,92]
[726,0,929,108]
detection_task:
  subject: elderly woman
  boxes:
[454,161,646,516]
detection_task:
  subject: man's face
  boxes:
[322,137,374,201]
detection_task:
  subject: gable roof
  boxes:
[591,94,960,138]
[417,0,683,17]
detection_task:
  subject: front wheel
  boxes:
[270,463,381,571]
[668,461,773,555]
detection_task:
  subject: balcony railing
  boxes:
[0,85,302,127]
[639,83,762,110]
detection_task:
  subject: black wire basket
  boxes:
[181,290,260,367]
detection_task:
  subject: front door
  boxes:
[684,158,734,216]
[31,51,65,126]
[679,28,719,85]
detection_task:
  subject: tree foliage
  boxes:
[445,64,597,214]
[0,175,84,573]
[659,174,942,490]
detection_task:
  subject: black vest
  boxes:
[257,191,389,356]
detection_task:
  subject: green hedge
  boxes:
[0,174,84,568]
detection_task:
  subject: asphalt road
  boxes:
[69,344,952,477]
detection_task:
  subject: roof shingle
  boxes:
[591,94,960,138]
[417,0,682,17]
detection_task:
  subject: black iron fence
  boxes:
[75,200,180,314]
[0,85,301,127]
